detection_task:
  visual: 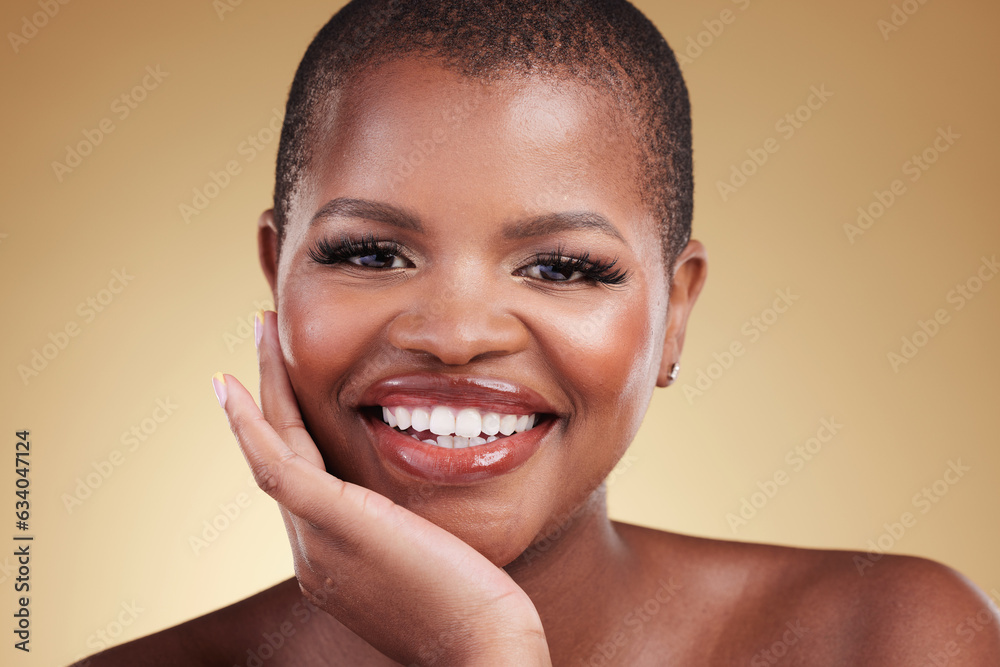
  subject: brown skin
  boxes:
[75,57,1000,666]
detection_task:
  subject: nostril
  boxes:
[385,309,530,366]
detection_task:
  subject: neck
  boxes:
[504,486,639,666]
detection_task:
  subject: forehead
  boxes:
[295,55,652,246]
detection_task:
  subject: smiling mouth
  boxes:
[362,404,552,449]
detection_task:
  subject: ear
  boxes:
[257,208,280,300]
[656,239,708,387]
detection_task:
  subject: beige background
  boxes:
[1,0,997,664]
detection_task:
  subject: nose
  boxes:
[386,281,530,365]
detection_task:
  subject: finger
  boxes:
[214,371,406,537]
[213,371,350,524]
[255,309,324,468]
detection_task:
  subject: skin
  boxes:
[75,57,1000,666]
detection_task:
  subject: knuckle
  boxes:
[296,578,320,606]
[251,460,281,495]
[355,486,394,523]
[251,449,296,496]
[270,416,305,432]
[296,573,339,611]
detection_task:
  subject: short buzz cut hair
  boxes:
[274,0,693,271]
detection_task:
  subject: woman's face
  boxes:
[260,56,703,566]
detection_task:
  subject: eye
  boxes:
[516,247,630,286]
[347,251,408,269]
[308,234,414,270]
[520,262,587,282]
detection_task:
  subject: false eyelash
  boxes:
[307,233,409,266]
[308,234,630,286]
[530,245,631,286]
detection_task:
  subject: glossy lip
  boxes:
[357,372,561,415]
[355,373,562,485]
[361,412,554,485]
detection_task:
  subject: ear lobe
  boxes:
[656,240,708,388]
[257,208,280,297]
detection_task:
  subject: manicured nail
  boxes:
[212,372,228,408]
[254,310,265,350]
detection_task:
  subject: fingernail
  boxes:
[212,372,228,408]
[254,310,265,350]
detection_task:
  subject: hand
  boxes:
[212,310,551,666]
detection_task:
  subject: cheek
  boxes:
[277,279,383,410]
[537,290,658,443]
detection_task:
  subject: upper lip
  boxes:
[357,372,560,416]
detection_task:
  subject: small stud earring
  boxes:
[668,362,680,384]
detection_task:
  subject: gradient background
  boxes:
[1,0,998,664]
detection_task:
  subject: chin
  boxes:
[398,490,544,567]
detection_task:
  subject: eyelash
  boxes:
[307,233,631,286]
[308,234,408,269]
[525,245,630,286]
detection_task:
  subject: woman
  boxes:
[77,0,1000,664]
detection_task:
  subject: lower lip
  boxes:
[362,412,553,485]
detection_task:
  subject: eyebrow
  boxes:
[310,197,423,231]
[309,197,626,244]
[502,211,626,243]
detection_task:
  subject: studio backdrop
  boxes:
[1,0,997,664]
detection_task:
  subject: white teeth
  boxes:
[380,404,541,445]
[411,407,430,432]
[499,414,517,436]
[481,412,501,436]
[394,406,411,430]
[429,406,456,435]
[455,408,482,437]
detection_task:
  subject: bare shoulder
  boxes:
[839,552,1000,665]
[70,576,390,667]
[613,521,1000,665]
